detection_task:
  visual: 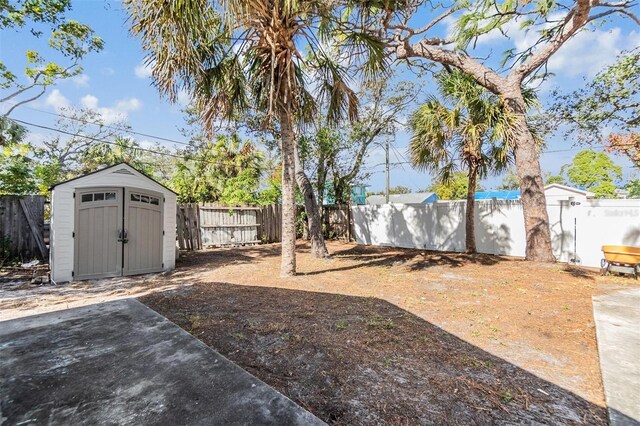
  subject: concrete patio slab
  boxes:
[593,287,640,426]
[0,299,324,425]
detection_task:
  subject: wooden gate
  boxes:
[0,195,48,262]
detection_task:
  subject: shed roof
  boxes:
[49,162,177,195]
[366,192,437,205]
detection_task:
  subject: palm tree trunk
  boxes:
[503,89,555,262]
[294,144,330,258]
[465,163,478,254]
[278,107,297,276]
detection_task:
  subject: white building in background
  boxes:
[544,184,595,204]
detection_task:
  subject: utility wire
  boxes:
[12,118,246,169]
[12,117,639,172]
[15,104,192,146]
[10,105,639,155]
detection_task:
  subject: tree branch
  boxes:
[3,86,47,117]
[395,41,508,94]
[511,0,597,81]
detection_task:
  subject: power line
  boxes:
[11,116,638,173]
[13,118,185,158]
[11,118,247,169]
[17,104,192,147]
[13,104,638,156]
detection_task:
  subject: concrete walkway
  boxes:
[593,287,640,426]
[0,299,324,425]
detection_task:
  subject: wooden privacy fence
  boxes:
[259,204,283,243]
[200,204,262,246]
[0,195,48,262]
[176,203,202,251]
[323,204,352,241]
[176,203,351,250]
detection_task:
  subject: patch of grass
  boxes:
[336,320,347,331]
[461,355,494,369]
[189,314,202,330]
[383,355,395,368]
[367,315,395,330]
[231,332,246,340]
[562,304,570,311]
[500,390,514,403]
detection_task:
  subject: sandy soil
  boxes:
[167,242,637,406]
[1,241,637,423]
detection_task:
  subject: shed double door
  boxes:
[74,187,163,280]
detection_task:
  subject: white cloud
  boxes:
[45,89,70,112]
[139,139,155,149]
[547,28,640,78]
[80,94,99,109]
[176,89,191,107]
[134,61,154,79]
[72,74,90,87]
[23,131,47,147]
[80,94,143,124]
[115,98,142,111]
[449,14,640,80]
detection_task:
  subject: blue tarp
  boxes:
[475,190,521,200]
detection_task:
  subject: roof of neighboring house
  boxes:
[366,192,437,205]
[475,190,521,200]
[543,183,595,198]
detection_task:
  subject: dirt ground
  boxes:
[2,241,637,424]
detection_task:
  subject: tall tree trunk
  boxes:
[504,91,555,262]
[316,154,327,226]
[465,163,478,254]
[294,144,330,258]
[278,107,297,276]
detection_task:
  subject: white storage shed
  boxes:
[49,163,177,282]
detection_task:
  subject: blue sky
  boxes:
[1,0,639,193]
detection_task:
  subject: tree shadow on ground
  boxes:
[562,265,596,281]
[141,282,607,425]
[303,243,507,276]
[175,243,282,273]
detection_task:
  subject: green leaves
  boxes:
[49,20,103,59]
[428,170,484,200]
[562,149,623,198]
[170,133,266,204]
[1,0,70,29]
[125,0,386,132]
[1,1,103,114]
[409,69,525,185]
[550,48,640,144]
[341,31,388,81]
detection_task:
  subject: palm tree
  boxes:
[125,0,384,275]
[409,70,529,253]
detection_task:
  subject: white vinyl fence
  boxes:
[351,199,640,268]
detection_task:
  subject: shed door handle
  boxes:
[118,229,129,243]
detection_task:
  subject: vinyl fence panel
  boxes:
[352,199,640,268]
